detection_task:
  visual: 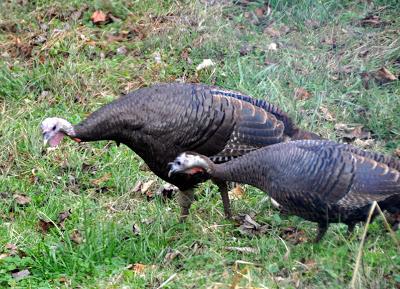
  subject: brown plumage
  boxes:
[169,140,400,240]
[40,83,320,219]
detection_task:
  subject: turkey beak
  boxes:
[43,132,50,146]
[167,162,176,178]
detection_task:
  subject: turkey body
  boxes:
[205,140,400,240]
[67,83,318,218]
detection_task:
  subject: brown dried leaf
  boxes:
[305,19,319,29]
[0,253,10,260]
[376,67,397,81]
[5,243,18,256]
[225,246,259,254]
[234,214,269,236]
[281,227,308,244]
[303,259,317,270]
[14,194,31,205]
[132,263,146,274]
[264,26,281,37]
[58,209,72,229]
[58,209,71,223]
[360,15,383,27]
[70,229,83,244]
[228,185,245,200]
[319,106,335,121]
[91,173,111,186]
[107,33,127,42]
[335,123,371,140]
[254,7,265,17]
[294,87,312,100]
[38,219,54,234]
[141,180,156,194]
[164,248,183,263]
[395,148,400,158]
[12,269,30,281]
[132,180,143,192]
[91,10,108,24]
[353,138,375,149]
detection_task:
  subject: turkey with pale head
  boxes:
[169,140,400,241]
[41,83,320,220]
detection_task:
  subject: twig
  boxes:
[156,273,177,289]
[350,201,377,289]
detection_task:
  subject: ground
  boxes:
[0,0,399,288]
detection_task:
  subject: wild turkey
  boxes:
[168,140,400,241]
[40,83,319,219]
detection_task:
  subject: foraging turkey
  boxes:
[41,83,319,219]
[168,140,400,241]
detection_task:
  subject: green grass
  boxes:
[1,0,400,288]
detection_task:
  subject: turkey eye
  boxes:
[52,125,56,131]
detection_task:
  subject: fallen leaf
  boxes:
[164,248,183,263]
[264,26,281,37]
[361,67,397,88]
[360,15,383,27]
[12,269,30,281]
[196,59,215,71]
[305,19,319,29]
[239,43,254,56]
[91,173,111,186]
[234,214,269,236]
[5,243,18,256]
[70,229,83,244]
[334,123,371,140]
[155,183,178,201]
[294,87,312,100]
[141,180,156,194]
[38,219,54,234]
[107,33,127,42]
[319,106,335,121]
[376,67,397,81]
[91,10,108,24]
[267,42,278,51]
[281,227,308,244]
[132,263,146,274]
[225,246,259,254]
[58,209,72,229]
[132,223,141,236]
[228,185,245,200]
[303,259,317,270]
[14,194,31,205]
[353,138,375,149]
[395,148,400,158]
[254,7,265,17]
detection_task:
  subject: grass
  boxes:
[1,0,400,288]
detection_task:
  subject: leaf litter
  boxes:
[233,213,269,237]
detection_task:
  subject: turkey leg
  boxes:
[213,179,232,219]
[176,189,194,221]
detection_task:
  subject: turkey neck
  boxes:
[72,95,145,142]
[211,149,272,191]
